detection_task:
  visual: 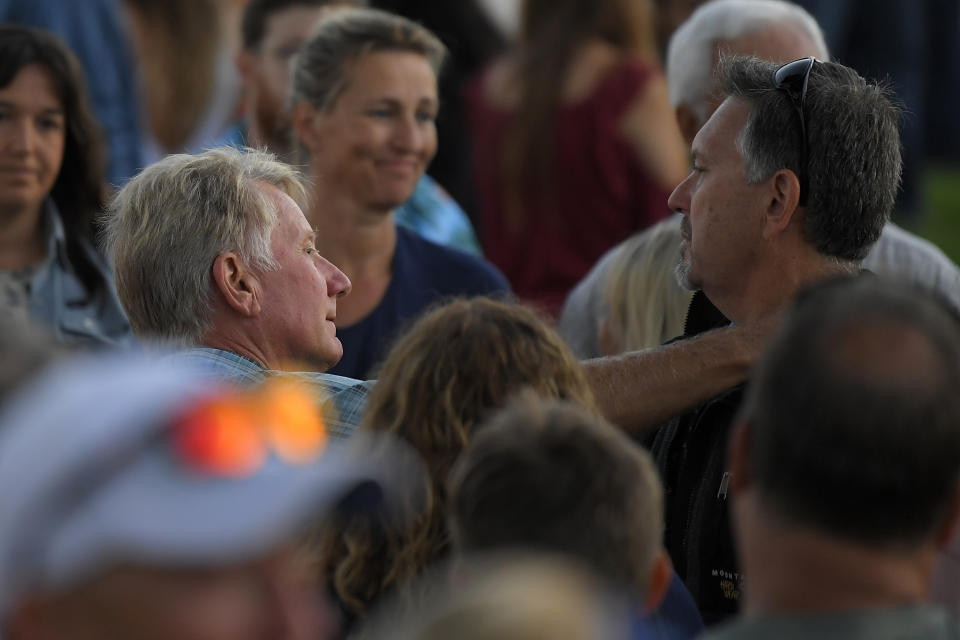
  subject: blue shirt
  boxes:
[329,227,510,379]
[395,174,482,255]
[633,573,705,640]
[24,200,133,348]
[166,347,371,440]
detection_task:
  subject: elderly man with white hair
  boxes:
[103,146,370,439]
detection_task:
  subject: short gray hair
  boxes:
[720,55,902,262]
[290,6,446,114]
[103,147,307,344]
[667,0,828,120]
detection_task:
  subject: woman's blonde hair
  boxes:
[601,215,692,353]
[314,297,596,620]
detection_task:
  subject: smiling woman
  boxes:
[289,7,510,379]
[0,25,131,347]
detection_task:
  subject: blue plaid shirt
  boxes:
[165,348,371,440]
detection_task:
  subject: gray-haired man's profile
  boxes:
[103,146,369,438]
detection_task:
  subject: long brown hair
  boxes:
[0,25,107,290]
[124,0,221,152]
[314,297,597,620]
[502,0,657,223]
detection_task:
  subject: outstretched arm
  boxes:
[584,322,773,438]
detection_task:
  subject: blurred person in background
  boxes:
[311,298,597,635]
[711,277,960,639]
[597,216,692,356]
[0,25,132,348]
[466,0,689,316]
[560,215,690,359]
[449,397,704,639]
[289,7,509,380]
[124,0,244,161]
[0,0,145,184]
[235,0,482,255]
[0,353,414,640]
[103,146,369,439]
[368,0,509,225]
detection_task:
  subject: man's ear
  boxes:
[761,169,802,240]
[642,550,673,613]
[674,104,701,147]
[728,419,754,495]
[291,101,321,153]
[211,252,262,317]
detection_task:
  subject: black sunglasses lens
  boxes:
[773,57,814,100]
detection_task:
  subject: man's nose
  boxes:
[667,173,692,214]
[327,261,351,298]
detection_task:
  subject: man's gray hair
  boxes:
[720,55,902,262]
[667,0,828,120]
[103,147,307,345]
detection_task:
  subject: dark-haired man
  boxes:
[709,277,960,638]
[585,52,901,624]
[236,0,351,158]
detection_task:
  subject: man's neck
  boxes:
[736,496,936,617]
[711,250,856,327]
[202,334,272,369]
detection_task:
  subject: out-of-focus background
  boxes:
[4,0,957,257]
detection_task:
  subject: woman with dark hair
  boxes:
[0,25,131,346]
[467,0,690,316]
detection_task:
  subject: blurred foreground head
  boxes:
[0,353,416,639]
[363,555,635,640]
[730,277,960,610]
[315,298,596,622]
[449,397,669,609]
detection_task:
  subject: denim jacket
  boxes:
[27,200,134,348]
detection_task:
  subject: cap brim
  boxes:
[43,433,420,589]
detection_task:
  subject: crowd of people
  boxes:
[1,1,959,639]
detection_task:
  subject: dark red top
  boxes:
[467,57,672,317]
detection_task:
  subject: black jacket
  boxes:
[650,291,743,626]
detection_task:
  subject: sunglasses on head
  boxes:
[772,56,815,206]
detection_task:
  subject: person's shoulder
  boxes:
[873,223,958,269]
[396,227,511,294]
[867,223,960,309]
[162,348,265,387]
